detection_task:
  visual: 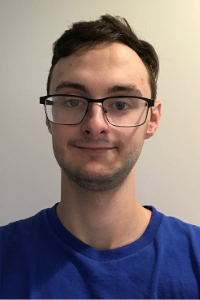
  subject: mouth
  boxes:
[75,146,115,154]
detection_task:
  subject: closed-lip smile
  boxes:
[76,146,114,154]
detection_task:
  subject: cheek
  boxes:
[51,126,69,148]
[51,124,76,138]
[115,127,143,144]
[51,126,83,153]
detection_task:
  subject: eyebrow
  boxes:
[55,81,89,93]
[107,85,143,97]
[55,81,143,97]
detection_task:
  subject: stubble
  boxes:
[52,138,144,192]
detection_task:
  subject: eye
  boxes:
[65,98,80,107]
[114,101,129,110]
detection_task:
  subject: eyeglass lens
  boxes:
[45,95,148,127]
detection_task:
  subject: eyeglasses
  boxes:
[40,94,155,127]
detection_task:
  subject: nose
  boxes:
[80,103,109,138]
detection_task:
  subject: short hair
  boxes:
[47,14,159,99]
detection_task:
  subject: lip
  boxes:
[76,146,114,154]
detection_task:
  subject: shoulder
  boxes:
[1,207,47,231]
[0,206,55,251]
[159,210,200,238]
[147,206,200,263]
[153,207,200,263]
[145,208,200,298]
[150,206,200,237]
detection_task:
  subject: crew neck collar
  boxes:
[47,204,163,261]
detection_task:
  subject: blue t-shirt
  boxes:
[0,204,200,299]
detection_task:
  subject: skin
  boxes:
[46,42,161,250]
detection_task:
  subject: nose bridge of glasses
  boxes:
[87,100,107,116]
[81,99,109,127]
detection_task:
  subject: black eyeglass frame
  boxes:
[40,94,155,128]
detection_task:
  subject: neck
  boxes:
[56,168,151,250]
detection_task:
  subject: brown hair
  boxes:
[47,14,159,99]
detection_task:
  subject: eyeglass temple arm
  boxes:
[40,97,52,105]
[45,100,53,105]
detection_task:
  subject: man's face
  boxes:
[47,42,159,192]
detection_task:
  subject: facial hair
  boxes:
[52,136,144,193]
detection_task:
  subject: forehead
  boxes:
[50,42,151,97]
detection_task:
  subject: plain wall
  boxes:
[0,0,200,226]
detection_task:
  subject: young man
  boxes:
[0,15,200,299]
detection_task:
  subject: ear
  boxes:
[145,101,161,139]
[46,118,52,135]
